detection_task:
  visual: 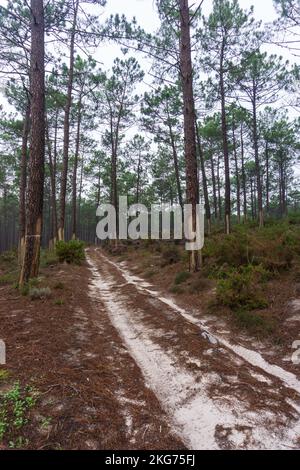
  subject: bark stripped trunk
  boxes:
[19,0,45,285]
[71,95,83,240]
[58,0,79,241]
[220,40,231,234]
[179,0,200,271]
[196,120,211,234]
[18,101,31,264]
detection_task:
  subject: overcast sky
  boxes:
[98,0,286,70]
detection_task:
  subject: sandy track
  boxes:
[87,248,300,450]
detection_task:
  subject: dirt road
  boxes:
[87,248,300,450]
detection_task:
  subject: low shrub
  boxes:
[40,250,59,268]
[0,382,38,444]
[161,246,180,267]
[29,287,52,301]
[216,265,269,311]
[56,240,85,265]
[234,309,275,334]
[169,285,184,294]
[174,271,191,285]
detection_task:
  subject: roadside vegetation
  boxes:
[104,215,300,338]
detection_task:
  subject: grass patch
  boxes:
[40,250,59,268]
[0,272,18,286]
[54,299,64,306]
[0,370,9,382]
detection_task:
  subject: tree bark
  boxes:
[46,114,58,249]
[58,0,79,241]
[167,109,183,211]
[252,84,263,227]
[179,0,200,271]
[209,145,218,220]
[196,120,211,234]
[265,141,270,214]
[18,101,31,264]
[232,121,241,223]
[240,123,247,222]
[217,154,222,220]
[19,0,45,285]
[220,40,231,234]
[71,95,83,240]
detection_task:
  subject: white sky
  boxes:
[98,0,285,69]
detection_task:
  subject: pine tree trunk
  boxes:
[232,122,241,223]
[210,145,218,219]
[46,115,58,249]
[240,123,247,222]
[179,0,200,272]
[265,141,270,214]
[220,41,231,234]
[252,86,263,227]
[18,101,31,264]
[167,114,183,211]
[19,0,45,285]
[58,0,79,241]
[217,154,222,220]
[71,95,82,240]
[196,120,211,234]
[136,150,141,204]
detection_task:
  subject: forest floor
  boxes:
[0,241,300,450]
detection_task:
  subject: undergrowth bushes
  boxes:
[56,240,85,265]
[216,264,269,311]
[203,222,300,274]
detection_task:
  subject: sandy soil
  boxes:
[0,247,300,450]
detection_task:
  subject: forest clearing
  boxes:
[0,0,300,455]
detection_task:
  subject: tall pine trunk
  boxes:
[167,111,183,211]
[58,0,79,241]
[179,0,200,271]
[46,115,58,249]
[220,41,231,234]
[252,85,263,227]
[232,122,241,223]
[265,141,270,214]
[196,120,211,234]
[240,123,247,222]
[19,0,45,285]
[71,95,82,240]
[210,146,218,219]
[18,101,31,264]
